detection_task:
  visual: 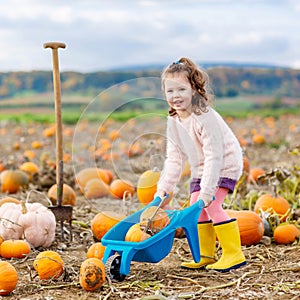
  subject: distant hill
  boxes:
[0,64,299,100]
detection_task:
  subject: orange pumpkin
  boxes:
[254,194,290,220]
[252,133,266,145]
[108,129,120,141]
[0,261,18,296]
[102,169,114,184]
[86,242,106,259]
[0,169,29,193]
[125,223,151,242]
[181,161,191,179]
[19,162,39,181]
[242,156,250,174]
[109,179,135,199]
[0,239,31,259]
[137,170,161,205]
[91,211,126,241]
[79,258,106,291]
[76,167,111,192]
[175,227,186,239]
[226,210,265,246]
[273,224,299,244]
[33,251,64,280]
[140,206,170,235]
[31,141,43,149]
[23,150,36,160]
[47,183,76,206]
[84,178,109,200]
[248,167,265,183]
[43,125,56,138]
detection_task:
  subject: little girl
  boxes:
[156,57,246,272]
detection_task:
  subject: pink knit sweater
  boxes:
[157,108,243,203]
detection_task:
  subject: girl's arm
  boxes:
[198,114,224,205]
[157,120,186,195]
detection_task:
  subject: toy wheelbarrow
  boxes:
[101,197,205,281]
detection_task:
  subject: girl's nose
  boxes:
[173,90,180,97]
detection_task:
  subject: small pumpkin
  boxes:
[47,183,76,206]
[91,211,126,241]
[252,133,266,145]
[226,210,265,246]
[181,161,191,179]
[0,169,29,193]
[84,178,109,200]
[79,258,106,291]
[102,169,114,184]
[108,129,120,141]
[19,162,39,181]
[33,250,64,280]
[125,223,151,242]
[43,125,56,138]
[109,179,135,199]
[175,227,186,239]
[254,194,290,220]
[23,150,36,160]
[76,167,111,192]
[242,156,250,174]
[273,224,299,244]
[140,206,170,235]
[0,239,31,259]
[86,242,106,259]
[137,170,161,205]
[0,261,18,296]
[248,167,265,184]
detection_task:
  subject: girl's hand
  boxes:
[155,190,166,199]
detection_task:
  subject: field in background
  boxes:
[0,93,299,124]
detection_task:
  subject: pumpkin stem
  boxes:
[26,189,52,206]
[21,201,28,214]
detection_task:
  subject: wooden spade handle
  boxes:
[43,42,66,50]
[44,42,66,203]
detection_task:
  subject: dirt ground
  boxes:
[5,195,300,300]
[0,114,300,299]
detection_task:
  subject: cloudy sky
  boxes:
[0,0,299,72]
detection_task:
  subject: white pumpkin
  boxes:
[0,201,56,248]
[0,202,24,240]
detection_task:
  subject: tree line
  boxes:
[0,67,299,99]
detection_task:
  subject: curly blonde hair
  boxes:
[161,57,212,116]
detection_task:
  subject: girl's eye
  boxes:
[179,88,186,91]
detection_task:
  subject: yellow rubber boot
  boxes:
[206,219,246,272]
[181,221,217,269]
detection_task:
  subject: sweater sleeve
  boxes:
[157,118,186,193]
[198,113,224,201]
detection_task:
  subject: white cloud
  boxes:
[0,0,298,71]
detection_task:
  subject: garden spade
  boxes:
[44,42,73,242]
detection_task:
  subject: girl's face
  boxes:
[163,73,194,118]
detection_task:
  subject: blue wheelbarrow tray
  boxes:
[102,197,205,276]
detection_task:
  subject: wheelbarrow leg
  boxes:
[178,200,205,262]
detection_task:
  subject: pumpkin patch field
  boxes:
[0,113,299,299]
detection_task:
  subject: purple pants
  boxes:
[190,177,237,194]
